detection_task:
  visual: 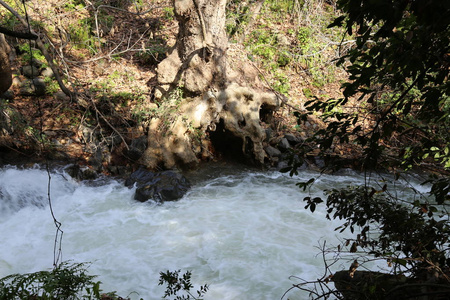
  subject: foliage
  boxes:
[225,0,251,37]
[0,9,19,30]
[302,0,450,171]
[0,261,114,300]
[285,0,450,298]
[266,0,294,14]
[236,0,341,91]
[136,43,168,65]
[324,185,449,274]
[131,86,183,130]
[162,6,174,21]
[296,0,450,197]
[67,18,98,53]
[17,43,47,67]
[273,71,290,95]
[159,270,208,300]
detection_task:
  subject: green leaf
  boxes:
[279,166,292,173]
[328,16,345,28]
[393,258,407,267]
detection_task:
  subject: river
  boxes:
[0,164,431,299]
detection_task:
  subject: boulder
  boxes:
[54,91,69,101]
[20,78,46,96]
[264,128,273,143]
[284,133,303,145]
[265,145,281,158]
[126,135,148,161]
[65,164,98,181]
[21,65,40,78]
[41,67,54,78]
[277,137,291,152]
[125,167,191,203]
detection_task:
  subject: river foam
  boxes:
[0,165,428,299]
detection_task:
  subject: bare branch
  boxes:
[0,25,38,40]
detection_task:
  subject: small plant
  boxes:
[277,51,291,68]
[17,43,47,67]
[273,72,290,95]
[163,7,174,21]
[225,1,250,37]
[136,44,168,65]
[44,77,60,95]
[0,261,115,300]
[296,27,311,51]
[159,270,208,300]
[64,0,86,11]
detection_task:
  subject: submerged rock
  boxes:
[65,164,98,181]
[125,167,191,203]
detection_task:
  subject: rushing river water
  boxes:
[0,164,432,299]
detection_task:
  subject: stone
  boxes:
[30,58,43,68]
[20,78,46,96]
[125,167,191,203]
[11,76,22,87]
[65,164,98,181]
[265,145,281,158]
[284,133,302,145]
[79,124,96,143]
[126,135,148,161]
[105,134,123,147]
[277,137,291,152]
[276,33,290,46]
[314,157,325,169]
[21,65,40,78]
[264,128,273,143]
[54,91,69,101]
[0,102,25,135]
[41,67,54,78]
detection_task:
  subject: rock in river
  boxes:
[125,167,191,203]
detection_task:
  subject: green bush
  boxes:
[0,262,110,300]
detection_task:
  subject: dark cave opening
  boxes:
[208,119,254,164]
[259,103,274,124]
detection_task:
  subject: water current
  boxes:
[0,164,430,299]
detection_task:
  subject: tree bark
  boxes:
[157,0,228,94]
[0,33,12,95]
[142,0,280,169]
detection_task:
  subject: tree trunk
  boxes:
[156,0,227,94]
[0,33,12,95]
[141,0,279,169]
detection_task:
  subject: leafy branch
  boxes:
[159,270,209,300]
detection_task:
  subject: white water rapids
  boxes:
[0,165,430,299]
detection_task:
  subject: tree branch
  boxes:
[0,25,38,40]
[0,0,73,98]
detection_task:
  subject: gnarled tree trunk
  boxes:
[141,0,279,169]
[157,0,228,93]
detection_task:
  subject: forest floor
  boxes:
[1,0,357,171]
